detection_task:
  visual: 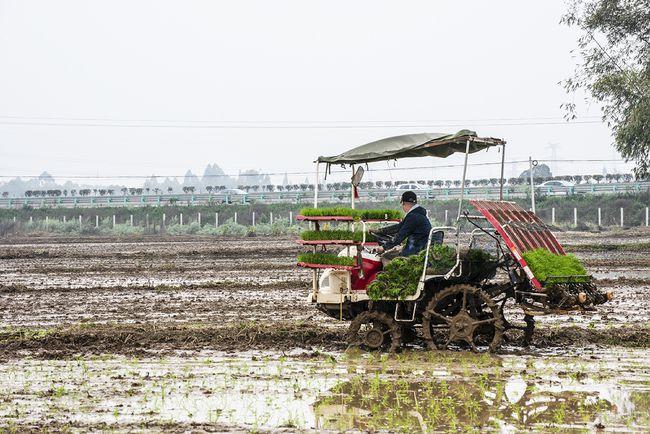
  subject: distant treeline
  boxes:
[4,173,645,199]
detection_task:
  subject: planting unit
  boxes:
[299,131,612,352]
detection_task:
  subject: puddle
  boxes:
[0,349,648,432]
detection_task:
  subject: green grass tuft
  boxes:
[521,248,587,283]
[297,252,355,267]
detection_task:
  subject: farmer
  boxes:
[372,191,432,262]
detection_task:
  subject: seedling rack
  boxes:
[296,213,397,269]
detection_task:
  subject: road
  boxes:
[1,181,648,209]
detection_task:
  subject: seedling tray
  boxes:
[296,215,354,222]
[296,215,400,223]
[297,262,360,271]
[298,240,378,246]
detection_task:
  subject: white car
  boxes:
[536,180,574,188]
[535,180,574,195]
[221,188,248,195]
[395,183,428,191]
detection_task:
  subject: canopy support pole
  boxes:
[457,139,471,221]
[499,144,506,200]
[314,162,319,208]
[350,164,355,210]
[312,162,320,302]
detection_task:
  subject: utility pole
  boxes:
[529,157,537,214]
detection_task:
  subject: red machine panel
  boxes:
[470,200,566,290]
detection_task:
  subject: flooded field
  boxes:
[0,229,649,432]
[1,349,648,432]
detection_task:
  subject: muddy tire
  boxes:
[422,284,504,353]
[499,302,536,346]
[346,311,402,353]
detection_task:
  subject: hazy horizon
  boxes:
[0,0,635,188]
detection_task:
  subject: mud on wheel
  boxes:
[346,311,402,353]
[422,284,504,352]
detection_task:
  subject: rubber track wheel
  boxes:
[346,311,402,353]
[422,284,504,353]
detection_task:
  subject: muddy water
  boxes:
[1,235,648,331]
[0,349,647,432]
[0,286,315,327]
[0,233,649,431]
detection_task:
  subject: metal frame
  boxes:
[309,136,509,302]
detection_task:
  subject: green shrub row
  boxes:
[9,218,300,237]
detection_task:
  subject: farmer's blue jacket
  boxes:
[382,205,432,256]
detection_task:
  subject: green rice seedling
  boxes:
[521,248,588,282]
[296,252,355,267]
[299,207,402,220]
[357,209,403,220]
[300,230,376,242]
[299,207,358,217]
[366,244,459,300]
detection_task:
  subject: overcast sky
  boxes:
[0,0,633,186]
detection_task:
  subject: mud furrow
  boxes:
[0,280,308,293]
[1,322,647,359]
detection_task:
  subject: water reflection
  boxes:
[314,372,634,431]
[0,352,647,431]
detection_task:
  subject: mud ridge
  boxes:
[1,322,648,359]
[565,242,650,252]
[0,247,297,261]
[0,279,308,293]
[532,325,650,348]
[0,235,298,245]
[16,262,295,274]
[0,322,347,358]
[594,277,650,286]
[0,421,297,433]
[582,258,650,267]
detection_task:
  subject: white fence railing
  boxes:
[2,206,649,230]
[1,181,648,209]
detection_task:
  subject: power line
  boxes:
[0,159,627,180]
[0,114,602,123]
[0,120,603,129]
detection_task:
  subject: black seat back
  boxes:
[431,230,444,245]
